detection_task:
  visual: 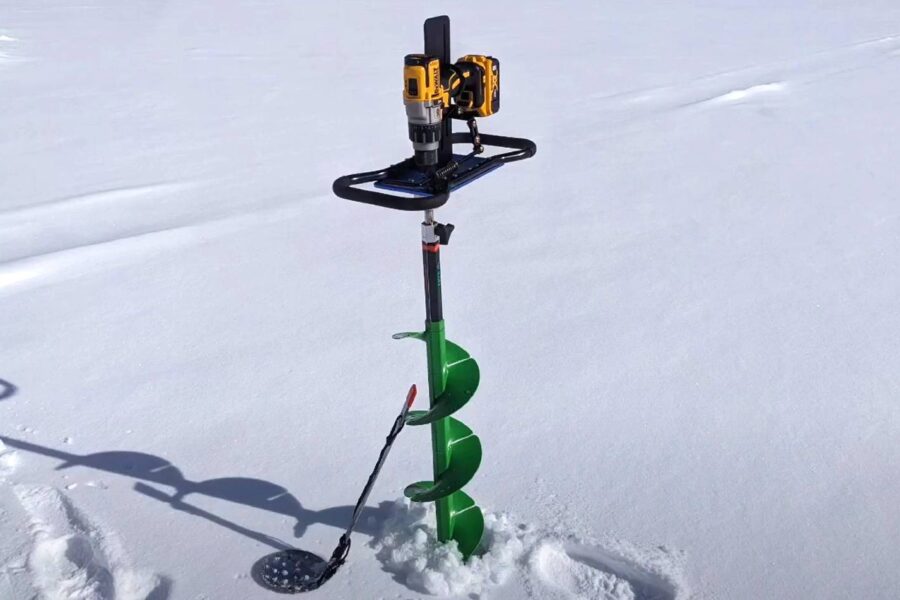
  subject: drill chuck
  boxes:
[408,123,440,166]
[405,100,443,166]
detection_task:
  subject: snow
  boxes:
[372,500,682,599]
[0,437,20,478]
[373,501,526,597]
[2,1,900,599]
[14,485,166,600]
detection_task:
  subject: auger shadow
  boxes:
[0,436,393,551]
[0,378,17,401]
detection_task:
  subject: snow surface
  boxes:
[2,1,900,598]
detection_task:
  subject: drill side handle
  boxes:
[450,132,537,163]
[332,166,450,211]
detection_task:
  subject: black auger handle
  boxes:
[332,167,450,211]
[332,133,536,211]
[451,133,538,164]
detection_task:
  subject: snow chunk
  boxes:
[371,499,531,596]
[0,438,20,476]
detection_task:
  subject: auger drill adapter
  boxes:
[332,16,536,559]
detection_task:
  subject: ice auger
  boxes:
[333,15,535,559]
[256,16,535,594]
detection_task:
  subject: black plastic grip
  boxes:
[332,167,450,211]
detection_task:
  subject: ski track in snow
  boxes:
[535,543,682,600]
[0,181,204,270]
[0,188,321,297]
[371,500,687,600]
[10,484,169,600]
[589,33,900,116]
[0,32,24,68]
[0,182,197,221]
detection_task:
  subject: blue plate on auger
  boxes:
[374,152,503,196]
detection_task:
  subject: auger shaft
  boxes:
[421,212,454,542]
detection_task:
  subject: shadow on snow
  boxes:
[0,378,17,401]
[0,436,393,552]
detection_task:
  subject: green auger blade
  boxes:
[447,490,485,558]
[393,334,480,427]
[407,344,479,426]
[392,331,426,341]
[403,416,482,502]
[394,326,484,560]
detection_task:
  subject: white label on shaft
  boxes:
[422,223,439,244]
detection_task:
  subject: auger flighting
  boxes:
[257,15,536,594]
[391,209,485,557]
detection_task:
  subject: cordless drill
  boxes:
[403,53,500,167]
